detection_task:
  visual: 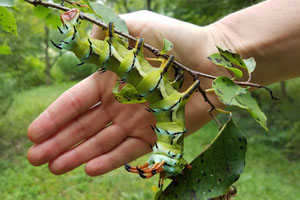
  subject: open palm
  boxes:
[27,11,224,176]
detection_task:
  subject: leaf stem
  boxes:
[216,108,232,115]
[205,88,215,93]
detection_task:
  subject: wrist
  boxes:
[182,26,231,134]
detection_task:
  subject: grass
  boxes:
[0,82,299,200]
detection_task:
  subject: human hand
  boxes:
[27,11,227,176]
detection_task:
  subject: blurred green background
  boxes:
[1,0,300,199]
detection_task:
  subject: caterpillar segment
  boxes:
[55,8,200,184]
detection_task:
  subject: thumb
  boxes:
[91,11,163,47]
[91,25,106,40]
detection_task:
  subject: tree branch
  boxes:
[24,0,220,79]
[24,0,278,100]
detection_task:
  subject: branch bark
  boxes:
[23,0,219,80]
[24,0,278,100]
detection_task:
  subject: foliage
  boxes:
[33,5,60,29]
[208,46,256,79]
[212,77,267,130]
[107,0,263,25]
[159,35,173,55]
[234,79,300,161]
[163,0,263,25]
[0,3,45,87]
[85,0,129,34]
[0,6,17,35]
[0,74,16,115]
[0,44,12,54]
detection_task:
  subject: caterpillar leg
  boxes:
[124,162,149,173]
[158,173,167,189]
[140,162,164,174]
[124,161,165,179]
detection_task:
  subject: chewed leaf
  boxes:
[217,46,256,75]
[160,35,173,55]
[216,46,247,69]
[113,82,146,104]
[88,2,129,35]
[158,118,247,200]
[212,77,268,131]
[208,53,243,78]
[0,7,17,36]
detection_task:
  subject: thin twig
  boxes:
[235,81,280,100]
[197,85,222,127]
[24,0,278,100]
[26,0,69,11]
[23,0,228,80]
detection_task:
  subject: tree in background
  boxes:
[108,0,261,25]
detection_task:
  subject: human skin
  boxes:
[27,0,300,176]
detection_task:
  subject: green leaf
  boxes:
[217,46,256,75]
[243,57,256,74]
[212,76,268,130]
[0,7,17,36]
[158,118,247,200]
[155,190,163,200]
[208,53,243,78]
[88,2,129,35]
[82,0,93,4]
[160,35,173,55]
[216,46,247,69]
[0,44,11,54]
[0,0,14,7]
[33,5,51,19]
[113,82,146,104]
[45,13,61,29]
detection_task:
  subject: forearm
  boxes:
[208,0,300,85]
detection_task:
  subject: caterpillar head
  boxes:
[60,8,80,26]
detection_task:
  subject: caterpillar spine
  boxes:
[54,8,200,184]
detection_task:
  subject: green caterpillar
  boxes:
[52,8,199,185]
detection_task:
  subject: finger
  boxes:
[48,124,127,175]
[27,103,112,166]
[27,72,113,144]
[84,137,151,176]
